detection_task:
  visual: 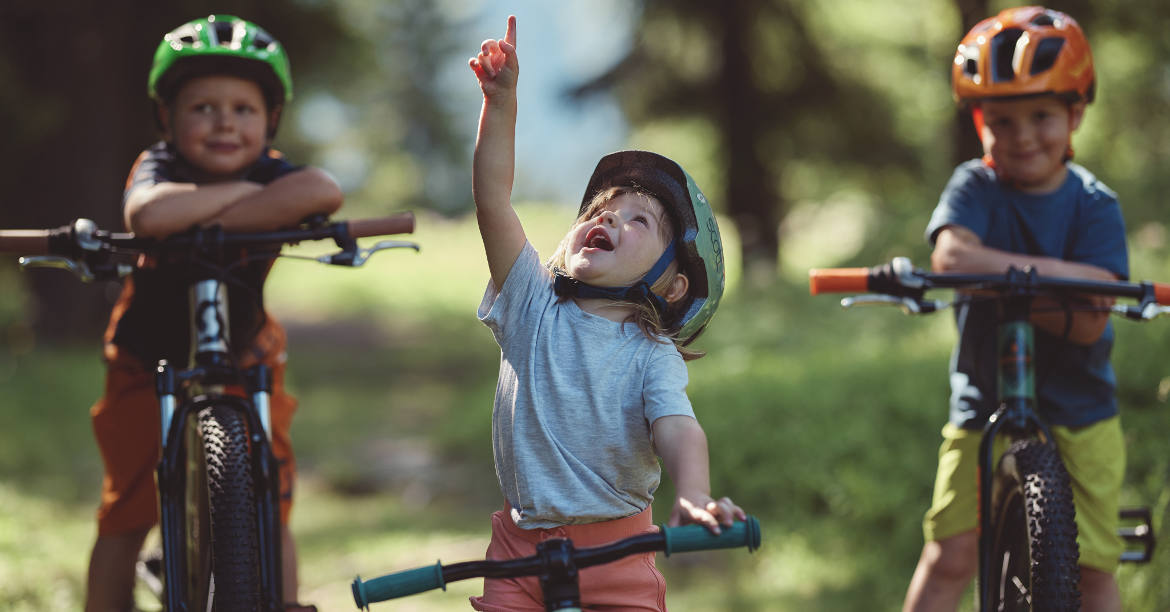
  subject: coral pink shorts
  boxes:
[470,506,667,611]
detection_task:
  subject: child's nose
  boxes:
[214,109,235,130]
[599,210,619,227]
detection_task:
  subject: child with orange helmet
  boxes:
[905,7,1127,611]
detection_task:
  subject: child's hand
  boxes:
[668,493,747,535]
[469,15,518,99]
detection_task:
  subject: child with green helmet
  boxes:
[905,7,1127,611]
[467,16,743,610]
[86,14,337,612]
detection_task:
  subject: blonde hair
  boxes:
[547,186,705,361]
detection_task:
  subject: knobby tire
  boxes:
[199,405,263,611]
[988,439,1080,612]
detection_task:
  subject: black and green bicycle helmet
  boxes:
[566,150,726,344]
[148,14,293,108]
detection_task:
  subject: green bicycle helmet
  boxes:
[573,150,726,344]
[149,14,293,108]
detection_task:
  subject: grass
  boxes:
[2,205,1169,609]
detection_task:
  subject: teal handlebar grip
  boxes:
[660,516,761,556]
[352,561,445,608]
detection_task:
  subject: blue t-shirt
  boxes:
[924,160,1128,428]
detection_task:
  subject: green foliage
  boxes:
[5,208,1168,609]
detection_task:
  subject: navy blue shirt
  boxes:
[111,142,300,367]
[925,160,1128,428]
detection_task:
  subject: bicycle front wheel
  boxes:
[199,404,263,611]
[987,439,1080,612]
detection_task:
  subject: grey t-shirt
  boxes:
[478,242,695,529]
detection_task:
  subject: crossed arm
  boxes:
[932,224,1117,344]
[125,166,343,238]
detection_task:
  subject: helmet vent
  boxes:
[253,32,275,51]
[990,28,1024,82]
[213,21,234,46]
[1030,13,1057,27]
[1030,37,1065,75]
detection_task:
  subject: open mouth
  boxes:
[584,227,614,251]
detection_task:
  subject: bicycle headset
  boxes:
[148,14,293,135]
[554,151,725,346]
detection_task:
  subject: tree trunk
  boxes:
[716,0,781,275]
[951,0,991,167]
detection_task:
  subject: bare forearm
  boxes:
[473,97,526,286]
[209,167,343,231]
[654,416,712,499]
[125,182,262,237]
[473,99,517,223]
[933,226,1115,344]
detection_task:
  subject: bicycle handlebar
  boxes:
[808,267,870,295]
[347,214,415,239]
[809,257,1170,320]
[0,213,418,281]
[0,213,416,255]
[351,516,761,608]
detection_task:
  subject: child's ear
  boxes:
[267,105,283,138]
[156,102,173,139]
[1068,102,1087,131]
[663,273,689,304]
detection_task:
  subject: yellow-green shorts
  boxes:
[922,416,1125,573]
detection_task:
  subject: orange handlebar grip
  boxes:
[346,212,415,238]
[1154,282,1170,306]
[809,267,870,295]
[0,229,51,255]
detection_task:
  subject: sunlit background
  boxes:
[3,0,1170,609]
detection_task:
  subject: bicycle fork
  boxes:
[154,278,285,610]
[976,289,1060,608]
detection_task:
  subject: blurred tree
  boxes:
[309,0,472,217]
[571,0,918,273]
[951,0,991,166]
[0,2,345,341]
[0,0,470,342]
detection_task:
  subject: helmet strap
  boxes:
[553,240,677,317]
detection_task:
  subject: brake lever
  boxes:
[841,294,949,315]
[18,256,95,281]
[1112,303,1170,321]
[319,240,420,267]
[18,256,134,282]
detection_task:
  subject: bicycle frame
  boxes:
[810,257,1165,610]
[1,214,418,611]
[156,274,284,610]
[973,266,1064,607]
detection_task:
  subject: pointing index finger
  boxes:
[505,15,517,48]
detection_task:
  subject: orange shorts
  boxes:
[91,318,298,536]
[469,506,667,612]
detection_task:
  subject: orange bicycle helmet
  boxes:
[952,6,1094,105]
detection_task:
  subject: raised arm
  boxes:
[932,224,1116,344]
[469,15,526,289]
[652,415,745,534]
